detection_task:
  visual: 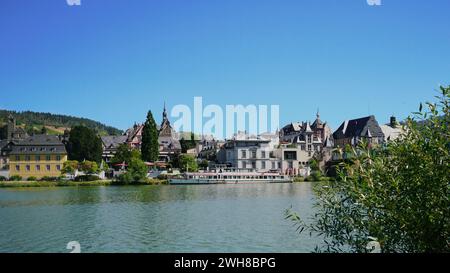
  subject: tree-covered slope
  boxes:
[0,109,123,137]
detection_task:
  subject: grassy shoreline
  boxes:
[0,178,328,188]
[0,179,169,188]
[292,177,335,182]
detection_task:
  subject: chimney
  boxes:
[390,116,397,127]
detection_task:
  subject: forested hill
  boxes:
[0,109,123,137]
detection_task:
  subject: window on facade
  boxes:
[25,155,31,161]
[46,165,51,171]
[272,162,276,169]
[15,165,20,171]
[308,145,312,151]
[288,162,293,169]
[252,162,256,169]
[36,155,40,161]
[261,151,266,159]
[241,150,247,159]
[56,155,61,161]
[46,155,51,161]
[15,155,20,161]
[251,150,257,159]
[284,151,297,160]
[261,161,266,169]
[26,165,30,171]
[36,165,41,171]
[57,165,61,171]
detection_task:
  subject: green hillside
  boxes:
[0,109,123,138]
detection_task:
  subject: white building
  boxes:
[272,144,314,176]
[217,131,323,177]
[380,116,404,142]
[217,132,279,172]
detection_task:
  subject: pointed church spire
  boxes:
[163,102,168,121]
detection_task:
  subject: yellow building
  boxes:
[9,135,67,179]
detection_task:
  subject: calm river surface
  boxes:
[0,183,321,253]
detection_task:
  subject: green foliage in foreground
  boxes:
[287,86,450,253]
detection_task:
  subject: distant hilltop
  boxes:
[0,109,123,137]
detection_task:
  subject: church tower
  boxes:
[7,114,16,141]
[162,102,169,123]
[159,102,173,137]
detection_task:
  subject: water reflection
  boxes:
[0,183,318,253]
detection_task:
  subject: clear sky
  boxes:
[0,0,449,134]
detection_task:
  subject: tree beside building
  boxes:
[141,111,159,162]
[66,125,103,164]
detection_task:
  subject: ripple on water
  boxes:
[0,183,320,253]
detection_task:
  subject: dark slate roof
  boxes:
[14,127,27,134]
[101,135,128,149]
[333,115,385,139]
[0,140,9,151]
[159,136,182,150]
[9,134,67,155]
[311,118,326,129]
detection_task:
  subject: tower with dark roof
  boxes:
[7,114,28,141]
[162,102,168,122]
[159,103,173,138]
[7,114,15,141]
[158,103,181,162]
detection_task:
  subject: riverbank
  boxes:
[0,178,327,188]
[0,179,169,188]
[293,176,334,182]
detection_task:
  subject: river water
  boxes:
[0,183,321,253]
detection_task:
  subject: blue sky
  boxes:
[0,0,449,134]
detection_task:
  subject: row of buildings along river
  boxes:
[0,105,403,180]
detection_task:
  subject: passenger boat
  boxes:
[169,170,292,185]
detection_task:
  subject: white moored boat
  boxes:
[169,170,292,185]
